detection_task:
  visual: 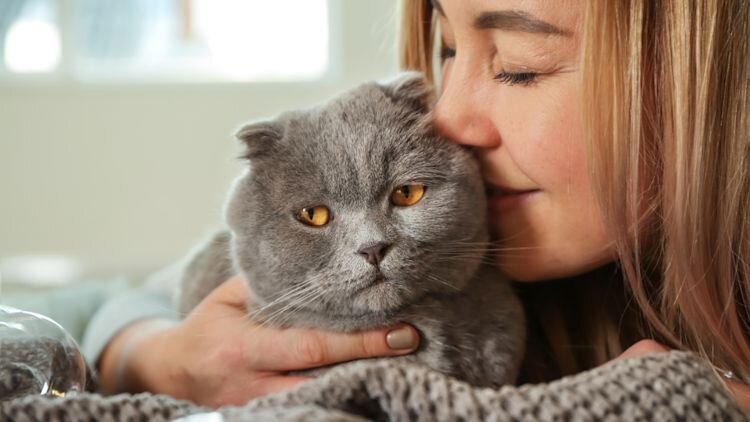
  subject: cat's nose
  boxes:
[357,242,391,266]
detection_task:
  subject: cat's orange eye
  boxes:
[298,206,330,227]
[391,184,425,207]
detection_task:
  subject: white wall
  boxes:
[0,1,401,283]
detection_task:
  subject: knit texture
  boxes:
[1,351,747,421]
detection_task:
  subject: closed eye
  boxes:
[440,46,456,61]
[494,71,538,86]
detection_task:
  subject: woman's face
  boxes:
[433,0,615,281]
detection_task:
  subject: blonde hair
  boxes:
[584,0,750,380]
[399,0,750,382]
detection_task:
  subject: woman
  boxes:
[84,0,750,411]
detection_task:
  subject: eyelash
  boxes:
[440,46,456,61]
[439,46,540,87]
[493,72,538,86]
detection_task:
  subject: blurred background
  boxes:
[0,0,401,296]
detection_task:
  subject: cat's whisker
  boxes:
[261,285,327,328]
[435,252,494,259]
[432,249,489,255]
[245,284,311,320]
[432,249,541,260]
[436,251,537,260]
[248,287,321,324]
[441,254,540,266]
[250,274,331,326]
[426,273,460,291]
[435,246,541,253]
[245,277,323,321]
[272,288,328,328]
[436,257,499,267]
[264,285,323,320]
[195,278,328,336]
[428,256,487,265]
[486,247,542,252]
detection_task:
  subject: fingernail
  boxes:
[386,326,418,350]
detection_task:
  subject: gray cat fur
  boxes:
[175,72,525,388]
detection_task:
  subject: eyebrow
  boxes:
[431,0,571,37]
[475,10,570,36]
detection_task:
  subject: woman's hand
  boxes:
[615,339,670,360]
[615,339,750,413]
[98,276,419,407]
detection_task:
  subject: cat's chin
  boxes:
[349,277,412,314]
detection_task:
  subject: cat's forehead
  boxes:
[265,88,453,203]
[288,88,434,161]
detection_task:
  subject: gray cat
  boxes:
[175,72,525,388]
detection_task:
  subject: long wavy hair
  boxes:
[399,0,750,383]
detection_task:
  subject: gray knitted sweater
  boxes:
[1,351,747,421]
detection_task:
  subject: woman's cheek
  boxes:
[492,96,615,279]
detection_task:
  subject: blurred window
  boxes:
[1,0,60,73]
[0,0,329,82]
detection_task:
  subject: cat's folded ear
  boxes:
[234,120,283,159]
[377,71,436,113]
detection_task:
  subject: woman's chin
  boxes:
[496,254,615,282]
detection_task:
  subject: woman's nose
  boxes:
[433,66,501,148]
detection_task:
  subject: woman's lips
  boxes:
[486,184,541,213]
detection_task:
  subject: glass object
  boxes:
[0,306,87,400]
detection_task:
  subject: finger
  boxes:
[188,276,252,322]
[617,339,670,360]
[206,275,252,309]
[249,324,420,371]
[725,378,750,414]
